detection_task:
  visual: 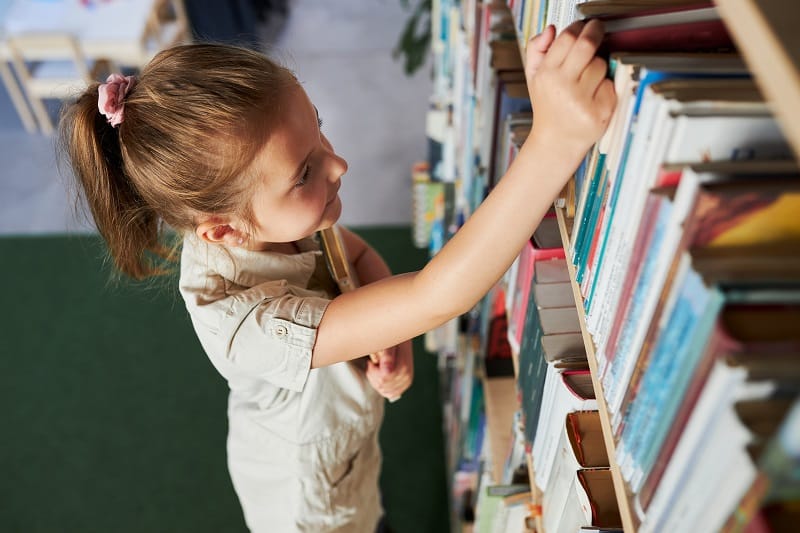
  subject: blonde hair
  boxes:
[59,43,297,279]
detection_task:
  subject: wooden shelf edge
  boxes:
[481,375,519,485]
[715,0,800,160]
[555,206,639,533]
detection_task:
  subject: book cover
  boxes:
[586,83,788,338]
[507,244,566,353]
[488,77,531,187]
[532,364,599,492]
[637,300,800,513]
[601,162,798,419]
[597,187,672,378]
[517,297,548,447]
[625,269,725,491]
[583,56,755,334]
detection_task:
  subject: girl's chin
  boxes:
[324,197,342,224]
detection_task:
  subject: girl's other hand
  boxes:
[365,343,413,401]
[525,20,616,167]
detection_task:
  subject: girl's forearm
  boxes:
[314,21,614,368]
[415,134,578,318]
[314,135,580,367]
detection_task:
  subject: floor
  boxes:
[0,0,433,234]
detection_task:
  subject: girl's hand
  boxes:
[525,20,616,168]
[365,342,414,401]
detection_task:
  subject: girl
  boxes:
[60,20,614,533]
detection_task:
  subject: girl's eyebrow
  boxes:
[284,105,320,184]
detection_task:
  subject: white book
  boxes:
[543,427,593,533]
[640,360,774,531]
[586,83,671,340]
[533,364,598,491]
[532,363,560,487]
[648,377,772,532]
[553,475,593,533]
[590,80,681,337]
[601,168,702,416]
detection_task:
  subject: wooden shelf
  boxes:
[715,0,800,160]
[555,206,639,533]
[481,374,518,485]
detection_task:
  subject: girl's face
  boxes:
[244,84,347,250]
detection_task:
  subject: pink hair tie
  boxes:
[97,74,136,127]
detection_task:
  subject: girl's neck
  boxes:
[248,240,301,254]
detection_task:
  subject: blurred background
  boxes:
[0,0,448,531]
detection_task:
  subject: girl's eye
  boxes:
[315,106,323,129]
[296,165,311,188]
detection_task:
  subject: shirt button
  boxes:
[274,325,288,337]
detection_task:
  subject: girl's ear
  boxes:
[196,217,247,247]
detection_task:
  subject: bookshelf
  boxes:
[427,1,800,532]
[555,206,637,531]
[715,0,800,159]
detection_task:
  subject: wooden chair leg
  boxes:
[0,60,37,133]
[28,95,54,136]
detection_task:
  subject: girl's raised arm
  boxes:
[312,20,615,368]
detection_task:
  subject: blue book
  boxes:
[632,280,724,491]
[571,153,605,268]
[602,195,672,412]
[624,266,719,486]
[575,164,609,286]
[617,255,693,480]
[489,79,531,186]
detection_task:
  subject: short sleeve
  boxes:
[224,288,330,391]
[211,282,330,391]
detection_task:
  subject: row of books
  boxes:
[426,5,535,527]
[539,2,800,532]
[427,0,800,531]
[507,241,625,532]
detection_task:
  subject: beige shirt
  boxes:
[179,233,384,532]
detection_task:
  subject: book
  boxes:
[585,79,789,357]
[543,412,620,532]
[598,4,735,54]
[488,75,531,187]
[507,243,566,353]
[617,260,725,490]
[517,298,549,447]
[532,364,598,492]
[639,356,773,531]
[600,162,799,419]
[637,300,800,514]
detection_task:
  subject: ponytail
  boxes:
[59,88,171,280]
[58,44,299,281]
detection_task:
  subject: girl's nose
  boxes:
[329,152,348,183]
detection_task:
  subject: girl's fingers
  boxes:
[595,78,617,116]
[562,19,606,80]
[380,353,396,373]
[525,24,556,77]
[579,55,609,92]
[541,20,586,68]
